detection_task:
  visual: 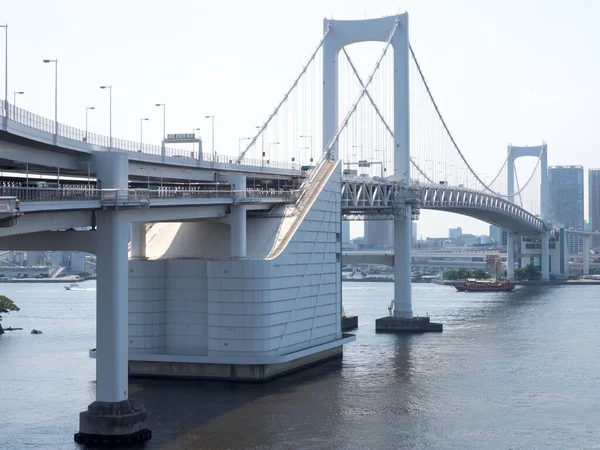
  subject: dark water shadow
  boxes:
[119,358,344,449]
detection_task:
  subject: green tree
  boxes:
[471,269,491,280]
[443,269,458,280]
[456,268,469,280]
[0,295,20,335]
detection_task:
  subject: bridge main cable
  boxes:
[235,24,332,164]
[409,44,539,198]
[341,48,434,184]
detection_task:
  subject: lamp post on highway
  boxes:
[267,142,280,166]
[100,85,112,148]
[84,106,95,142]
[42,59,58,135]
[256,125,265,168]
[1,24,7,118]
[238,137,251,158]
[140,117,149,152]
[374,149,386,178]
[192,127,201,158]
[300,134,313,163]
[13,90,23,107]
[205,115,215,161]
[352,144,363,160]
[156,103,165,157]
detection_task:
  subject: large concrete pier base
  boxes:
[74,400,151,446]
[129,343,350,381]
[375,316,443,333]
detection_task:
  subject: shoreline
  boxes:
[0,276,96,284]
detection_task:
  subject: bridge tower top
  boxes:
[507,143,548,222]
[322,13,410,184]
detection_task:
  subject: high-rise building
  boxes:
[364,221,393,248]
[449,227,462,240]
[589,169,600,248]
[341,221,351,244]
[412,221,417,246]
[548,165,584,253]
[489,226,507,246]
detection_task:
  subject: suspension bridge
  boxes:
[0,12,553,446]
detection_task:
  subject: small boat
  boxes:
[454,278,515,292]
[64,283,82,291]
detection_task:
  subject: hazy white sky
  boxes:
[3,0,600,238]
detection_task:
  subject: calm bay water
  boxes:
[2,281,600,449]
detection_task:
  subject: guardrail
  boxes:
[1,187,100,202]
[5,187,300,205]
[1,102,300,171]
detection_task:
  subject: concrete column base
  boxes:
[375,316,443,333]
[341,315,358,331]
[74,400,151,446]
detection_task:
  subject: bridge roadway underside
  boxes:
[423,207,543,236]
[0,205,234,240]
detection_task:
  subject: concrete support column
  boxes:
[393,215,413,318]
[76,151,150,445]
[130,223,146,259]
[391,13,412,319]
[583,236,590,275]
[96,210,129,402]
[507,232,515,280]
[541,232,549,281]
[230,205,247,259]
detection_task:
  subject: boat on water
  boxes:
[64,283,83,291]
[454,278,515,292]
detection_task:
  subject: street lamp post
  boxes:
[156,103,166,157]
[140,117,149,152]
[352,144,363,160]
[205,115,215,161]
[43,59,58,135]
[238,137,251,158]
[192,127,201,158]
[1,24,7,118]
[267,142,280,166]
[85,106,95,142]
[13,90,23,107]
[300,135,313,163]
[437,162,448,181]
[100,85,112,148]
[374,149,385,178]
[255,125,265,167]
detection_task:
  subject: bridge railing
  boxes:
[2,102,299,172]
[7,186,300,205]
[1,186,100,202]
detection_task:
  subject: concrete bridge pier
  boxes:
[130,223,147,259]
[230,205,247,259]
[507,232,515,280]
[583,236,590,275]
[541,232,550,281]
[375,215,442,333]
[75,153,151,446]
